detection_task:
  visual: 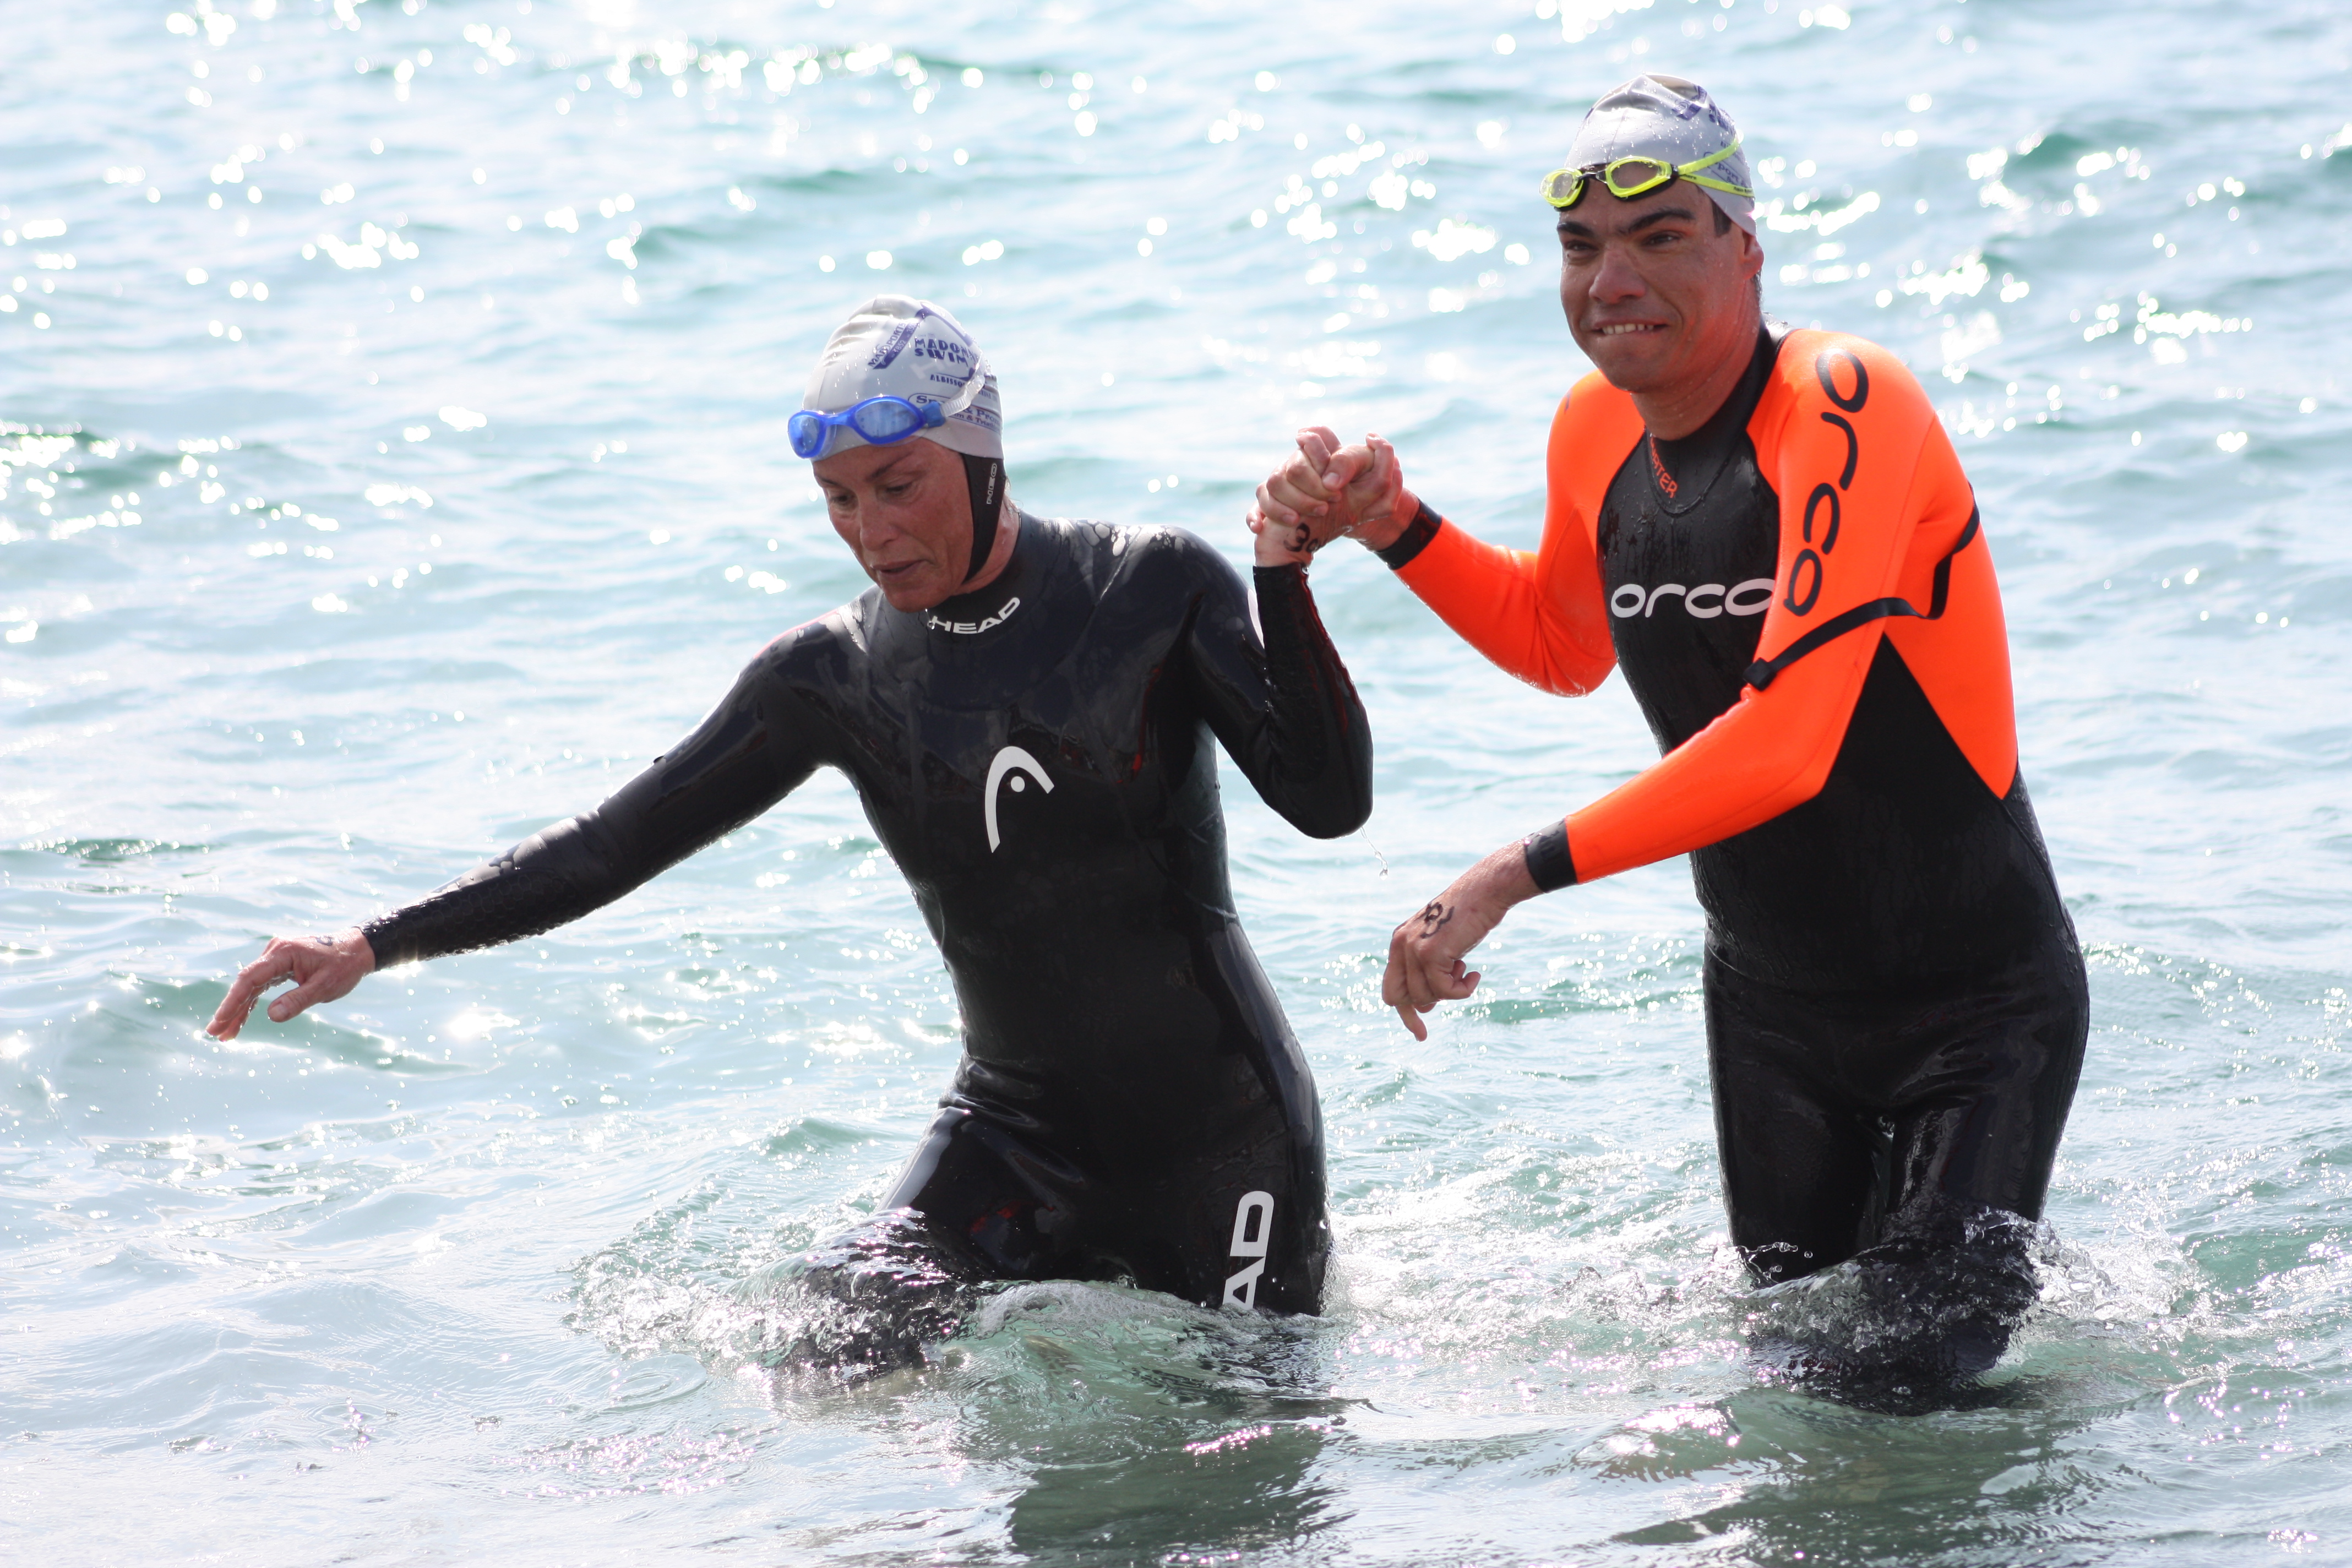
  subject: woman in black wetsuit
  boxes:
[208,297,1373,1364]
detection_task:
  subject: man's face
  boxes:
[1556,183,1763,396]
[813,437,974,612]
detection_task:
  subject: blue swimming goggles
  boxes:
[788,395,950,460]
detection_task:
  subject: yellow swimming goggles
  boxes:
[1539,138,1753,210]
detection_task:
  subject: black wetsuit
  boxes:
[1593,330,2087,1383]
[364,514,1372,1355]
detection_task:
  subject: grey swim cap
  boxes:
[1561,74,1756,237]
[802,295,1004,460]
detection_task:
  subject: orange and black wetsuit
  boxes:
[1379,327,2086,1385]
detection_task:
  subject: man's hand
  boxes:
[1249,428,1418,556]
[206,928,377,1041]
[1382,841,1540,1040]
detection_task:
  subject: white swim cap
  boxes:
[801,295,1004,460]
[1562,74,1756,237]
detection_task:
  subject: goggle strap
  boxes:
[935,357,987,421]
[1675,138,1752,198]
[1684,172,1755,198]
[1679,137,1742,177]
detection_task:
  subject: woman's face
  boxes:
[813,436,975,612]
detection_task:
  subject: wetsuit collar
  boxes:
[923,510,1033,638]
[1645,326,1781,516]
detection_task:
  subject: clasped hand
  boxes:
[1247,426,1417,562]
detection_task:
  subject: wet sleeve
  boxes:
[1177,538,1374,840]
[360,630,836,966]
[1382,394,1619,699]
[1545,340,1972,886]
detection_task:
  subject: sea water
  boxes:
[4,1,2348,1561]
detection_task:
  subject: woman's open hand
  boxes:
[206,928,376,1041]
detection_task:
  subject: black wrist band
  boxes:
[1374,497,1443,571]
[1521,821,1577,893]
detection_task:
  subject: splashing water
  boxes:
[6,0,2350,1561]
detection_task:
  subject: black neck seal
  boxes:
[961,453,1006,582]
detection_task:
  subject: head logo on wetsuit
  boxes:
[1223,1190,1275,1307]
[982,745,1055,852]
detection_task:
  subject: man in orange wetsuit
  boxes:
[1256,75,2086,1395]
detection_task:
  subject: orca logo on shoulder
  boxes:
[983,744,1054,852]
[1223,1190,1275,1308]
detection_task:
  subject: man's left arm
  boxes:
[1180,530,1374,841]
